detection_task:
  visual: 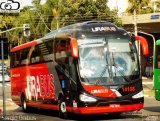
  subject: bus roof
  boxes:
[43,21,118,39]
[11,21,121,53]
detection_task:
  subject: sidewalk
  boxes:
[0,99,15,107]
[0,98,19,112]
[142,76,154,98]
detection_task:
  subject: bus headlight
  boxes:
[79,94,97,102]
[132,91,144,99]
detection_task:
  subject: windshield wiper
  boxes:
[112,63,130,82]
[95,64,110,85]
[95,40,113,85]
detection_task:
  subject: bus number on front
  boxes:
[122,86,135,92]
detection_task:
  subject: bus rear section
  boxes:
[154,40,160,101]
[10,40,62,112]
[10,21,148,117]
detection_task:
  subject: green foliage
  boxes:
[126,0,154,15]
[154,1,160,12]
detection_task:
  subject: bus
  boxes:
[154,39,160,101]
[10,21,149,118]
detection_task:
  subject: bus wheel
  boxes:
[21,96,29,113]
[59,98,67,118]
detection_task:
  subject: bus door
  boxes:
[55,38,78,102]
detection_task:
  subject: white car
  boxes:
[0,63,7,71]
[0,72,10,82]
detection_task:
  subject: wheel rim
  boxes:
[23,98,27,110]
[60,102,66,113]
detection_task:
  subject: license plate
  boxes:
[109,104,120,108]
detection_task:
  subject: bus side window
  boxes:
[55,40,70,64]
[14,51,22,67]
[156,46,160,68]
[40,40,54,62]
[20,48,30,66]
[11,48,30,67]
[30,45,42,64]
[157,55,160,68]
[13,52,19,67]
[10,53,14,68]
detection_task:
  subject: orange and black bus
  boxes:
[10,21,149,117]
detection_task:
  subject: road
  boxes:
[0,78,159,121]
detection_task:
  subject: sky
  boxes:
[21,0,128,14]
[107,0,128,14]
[20,0,46,8]
[20,0,32,8]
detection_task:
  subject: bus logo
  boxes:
[91,26,116,32]
[25,75,56,100]
[91,89,108,94]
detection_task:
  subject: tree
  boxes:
[154,1,160,12]
[0,0,122,46]
[59,0,119,26]
[126,0,152,15]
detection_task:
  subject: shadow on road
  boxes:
[144,106,160,112]
[9,107,143,121]
[67,113,142,121]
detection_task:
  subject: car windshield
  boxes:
[78,34,139,85]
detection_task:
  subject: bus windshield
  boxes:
[78,34,139,85]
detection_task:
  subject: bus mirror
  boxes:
[70,38,78,58]
[135,36,149,56]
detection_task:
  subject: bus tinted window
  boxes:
[55,39,70,64]
[11,47,30,67]
[30,40,54,64]
[30,45,42,64]
[12,51,20,67]
[39,40,54,62]
[20,48,30,66]
[155,45,160,68]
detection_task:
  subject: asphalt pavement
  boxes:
[142,76,154,98]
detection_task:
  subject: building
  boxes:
[122,12,160,77]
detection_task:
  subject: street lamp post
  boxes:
[0,26,25,119]
[133,9,140,59]
[1,39,6,119]
[153,0,156,13]
[133,9,141,75]
[134,9,138,36]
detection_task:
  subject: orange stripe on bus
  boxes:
[11,40,37,52]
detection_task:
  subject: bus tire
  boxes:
[59,98,67,118]
[21,95,29,113]
[108,112,121,117]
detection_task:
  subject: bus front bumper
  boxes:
[67,103,143,114]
